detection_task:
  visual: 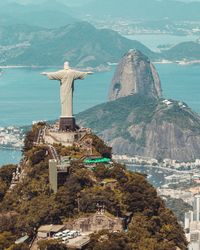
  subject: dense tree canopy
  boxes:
[0,125,188,249]
[0,164,16,201]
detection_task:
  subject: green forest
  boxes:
[0,124,187,250]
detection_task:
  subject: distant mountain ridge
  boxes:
[0,22,155,67]
[1,21,200,67]
[162,41,200,61]
[0,1,76,28]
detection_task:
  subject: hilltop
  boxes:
[77,94,200,162]
[109,49,162,101]
[162,41,200,61]
[0,1,76,28]
[0,123,187,249]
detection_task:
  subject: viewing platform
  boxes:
[44,124,92,147]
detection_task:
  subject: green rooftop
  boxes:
[84,157,111,164]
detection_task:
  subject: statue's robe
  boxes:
[47,69,88,117]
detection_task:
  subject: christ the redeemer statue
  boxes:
[41,62,93,131]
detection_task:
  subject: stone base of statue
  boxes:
[59,117,77,131]
[44,123,92,147]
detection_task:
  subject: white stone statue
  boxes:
[41,62,93,118]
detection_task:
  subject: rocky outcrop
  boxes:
[77,50,200,162]
[110,119,200,162]
[77,94,200,162]
[108,49,162,101]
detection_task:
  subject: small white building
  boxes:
[162,99,173,106]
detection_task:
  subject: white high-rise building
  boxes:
[189,231,200,250]
[185,194,200,250]
[193,195,200,221]
[185,211,194,229]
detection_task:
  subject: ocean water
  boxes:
[0,67,114,127]
[125,34,199,52]
[0,149,22,167]
[1,63,200,166]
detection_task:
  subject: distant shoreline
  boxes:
[154,60,200,65]
[1,60,200,70]
[0,65,60,69]
[0,65,111,72]
[0,146,22,151]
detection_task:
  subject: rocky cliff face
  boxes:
[77,94,200,162]
[109,118,200,162]
[108,49,162,101]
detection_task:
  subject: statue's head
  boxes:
[64,61,70,70]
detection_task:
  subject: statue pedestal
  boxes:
[59,117,76,131]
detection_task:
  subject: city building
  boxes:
[193,195,200,222]
[187,231,200,250]
[184,194,200,249]
[185,211,194,229]
[165,174,192,185]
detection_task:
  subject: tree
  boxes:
[23,130,35,152]
[0,164,17,201]
[16,195,60,234]
[79,187,121,216]
[37,239,67,250]
[87,231,131,250]
[0,179,8,201]
[91,134,112,158]
[122,173,161,214]
[94,164,111,180]
[0,164,16,184]
[7,243,29,250]
[29,147,47,165]
[0,231,15,249]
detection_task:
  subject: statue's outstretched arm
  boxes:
[74,70,93,80]
[40,70,64,80]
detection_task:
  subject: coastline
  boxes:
[0,146,22,151]
[0,65,111,72]
[0,65,61,69]
[154,59,200,65]
[1,60,200,72]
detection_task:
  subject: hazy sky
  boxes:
[9,0,94,5]
[10,0,200,4]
